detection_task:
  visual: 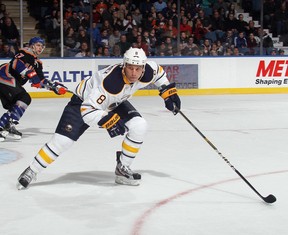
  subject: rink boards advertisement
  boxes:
[1,56,288,97]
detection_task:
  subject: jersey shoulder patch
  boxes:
[102,65,125,95]
[140,63,155,83]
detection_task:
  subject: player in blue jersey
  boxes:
[17,47,181,189]
[0,37,67,141]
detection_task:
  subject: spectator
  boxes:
[116,34,131,56]
[1,17,20,52]
[155,41,166,56]
[0,2,6,19]
[102,46,110,57]
[213,0,228,14]
[153,0,167,13]
[126,26,139,44]
[139,0,153,18]
[68,11,81,32]
[118,3,128,21]
[123,13,137,32]
[232,47,242,56]
[111,9,123,31]
[210,43,219,56]
[75,41,93,57]
[132,8,142,26]
[95,0,108,13]
[107,0,120,11]
[181,36,198,56]
[95,46,103,56]
[148,28,157,55]
[179,31,188,48]
[224,12,238,33]
[270,48,277,55]
[100,29,109,48]
[222,29,235,49]
[180,16,192,36]
[234,31,248,54]
[141,13,155,32]
[101,19,113,36]
[263,0,276,30]
[108,28,120,48]
[274,2,288,36]
[77,28,90,45]
[209,9,225,42]
[246,32,259,54]
[278,48,285,55]
[216,40,224,55]
[87,22,101,49]
[196,9,212,40]
[0,43,14,58]
[193,18,206,44]
[236,14,249,33]
[63,18,71,33]
[226,2,238,18]
[80,12,90,30]
[245,20,259,36]
[110,44,121,57]
[224,47,233,56]
[259,28,274,54]
[64,27,80,56]
[200,0,213,16]
[200,38,211,56]
[64,6,73,20]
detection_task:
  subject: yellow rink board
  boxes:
[29,87,288,98]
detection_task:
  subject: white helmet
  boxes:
[123,47,147,66]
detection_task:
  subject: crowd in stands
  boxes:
[0,0,20,58]
[0,0,288,58]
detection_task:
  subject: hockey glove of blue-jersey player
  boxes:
[31,77,67,95]
[159,82,181,114]
[45,80,67,95]
[98,112,126,138]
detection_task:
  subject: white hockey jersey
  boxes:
[74,61,170,126]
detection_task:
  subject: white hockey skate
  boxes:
[17,167,37,190]
[5,121,22,140]
[115,151,141,186]
[0,127,9,142]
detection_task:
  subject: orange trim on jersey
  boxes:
[11,59,18,70]
[158,66,163,74]
[0,64,16,86]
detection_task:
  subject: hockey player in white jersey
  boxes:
[17,47,181,189]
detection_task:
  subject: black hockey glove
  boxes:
[98,112,126,138]
[45,80,67,95]
[159,82,181,115]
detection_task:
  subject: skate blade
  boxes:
[7,133,22,140]
[115,175,140,186]
[16,182,27,190]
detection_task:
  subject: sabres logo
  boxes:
[65,124,73,132]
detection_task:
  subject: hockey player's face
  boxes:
[124,64,144,83]
[32,43,45,56]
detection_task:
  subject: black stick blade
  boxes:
[264,194,277,204]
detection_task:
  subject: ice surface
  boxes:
[0,94,287,235]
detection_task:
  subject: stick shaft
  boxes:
[178,110,269,201]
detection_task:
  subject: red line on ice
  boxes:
[132,169,288,235]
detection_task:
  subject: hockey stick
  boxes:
[176,109,276,204]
